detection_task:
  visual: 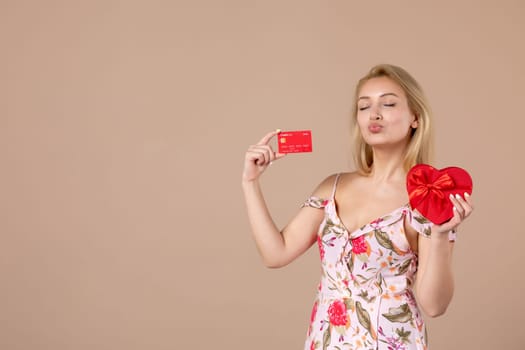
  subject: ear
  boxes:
[411,114,419,129]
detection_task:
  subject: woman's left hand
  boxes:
[434,193,474,234]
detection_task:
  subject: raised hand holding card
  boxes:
[406,164,473,225]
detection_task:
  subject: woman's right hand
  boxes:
[242,130,287,183]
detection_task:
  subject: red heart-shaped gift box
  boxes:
[406,164,473,225]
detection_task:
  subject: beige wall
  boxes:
[2,1,524,349]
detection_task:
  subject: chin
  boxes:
[362,136,387,146]
[363,134,410,148]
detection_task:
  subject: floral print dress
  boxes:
[302,174,443,350]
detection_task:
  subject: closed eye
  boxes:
[384,103,396,107]
[358,106,370,111]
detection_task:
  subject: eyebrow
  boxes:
[358,92,399,100]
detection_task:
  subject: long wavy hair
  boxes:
[350,64,434,175]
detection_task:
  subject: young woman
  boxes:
[241,64,473,349]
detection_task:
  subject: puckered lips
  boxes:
[368,122,383,133]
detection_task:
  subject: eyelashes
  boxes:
[358,103,396,111]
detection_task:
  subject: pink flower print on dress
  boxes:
[308,300,318,336]
[370,217,383,228]
[310,301,318,323]
[351,235,368,255]
[327,300,348,326]
[317,235,325,260]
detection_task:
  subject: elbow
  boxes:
[418,294,451,318]
[417,284,454,318]
[419,298,450,318]
[261,257,286,269]
[263,261,283,269]
[424,306,448,318]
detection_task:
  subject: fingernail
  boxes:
[455,194,461,200]
[276,129,281,133]
[464,192,470,197]
[453,206,457,211]
[449,194,454,199]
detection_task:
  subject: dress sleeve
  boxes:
[407,208,433,238]
[301,196,329,210]
[407,208,457,242]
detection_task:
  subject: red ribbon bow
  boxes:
[409,172,455,202]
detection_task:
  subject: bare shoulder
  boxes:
[310,171,361,199]
[338,171,362,186]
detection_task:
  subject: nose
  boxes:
[369,106,383,120]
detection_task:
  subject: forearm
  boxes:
[416,233,454,317]
[242,180,287,267]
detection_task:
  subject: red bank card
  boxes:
[277,130,312,153]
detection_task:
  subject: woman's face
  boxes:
[356,76,418,148]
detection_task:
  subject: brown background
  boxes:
[2,1,524,349]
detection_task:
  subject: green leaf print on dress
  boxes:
[356,301,377,340]
[375,228,395,251]
[382,303,413,323]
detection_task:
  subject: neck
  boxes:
[368,145,407,183]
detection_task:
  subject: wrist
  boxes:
[242,178,260,189]
[431,227,457,242]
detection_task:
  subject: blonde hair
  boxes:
[350,64,434,175]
